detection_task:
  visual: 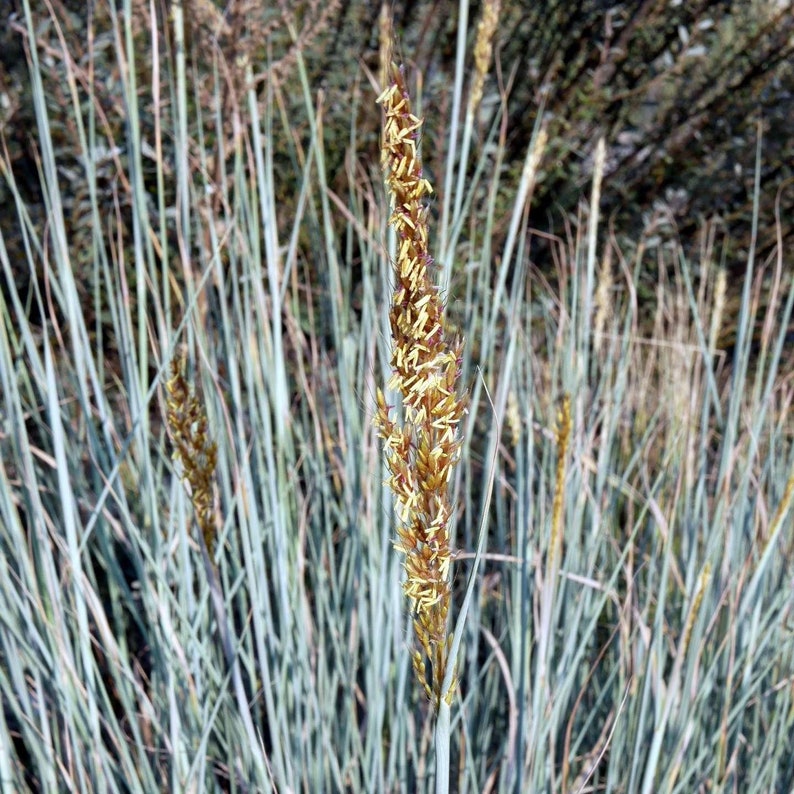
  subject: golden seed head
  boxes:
[165,356,218,556]
[374,62,467,708]
[471,0,501,112]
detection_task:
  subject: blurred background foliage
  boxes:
[1,0,792,344]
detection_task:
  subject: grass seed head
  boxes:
[166,356,218,556]
[374,62,468,708]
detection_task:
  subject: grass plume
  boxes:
[470,0,501,114]
[165,354,218,557]
[374,63,468,709]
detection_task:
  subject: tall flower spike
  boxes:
[375,63,467,708]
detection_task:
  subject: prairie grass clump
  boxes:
[374,63,468,709]
[0,1,792,791]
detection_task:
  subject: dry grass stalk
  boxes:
[374,63,467,708]
[550,394,572,569]
[593,246,613,357]
[763,469,794,558]
[165,355,219,556]
[506,388,521,448]
[708,266,727,356]
[681,562,711,657]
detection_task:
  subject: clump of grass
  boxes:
[1,1,792,791]
[374,62,468,710]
